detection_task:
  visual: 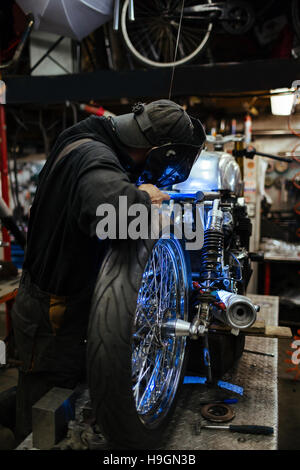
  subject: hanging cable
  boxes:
[168,0,185,100]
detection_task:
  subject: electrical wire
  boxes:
[294,201,300,215]
[288,114,300,138]
[228,251,243,282]
[292,171,300,190]
[291,142,300,163]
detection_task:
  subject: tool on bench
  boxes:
[195,422,274,436]
[244,349,275,358]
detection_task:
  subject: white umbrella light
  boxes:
[16,0,114,41]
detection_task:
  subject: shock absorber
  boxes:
[200,199,224,284]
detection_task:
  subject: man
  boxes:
[11,99,205,439]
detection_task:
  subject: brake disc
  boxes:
[201,403,235,423]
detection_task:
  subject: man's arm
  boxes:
[72,162,152,237]
[138,184,170,205]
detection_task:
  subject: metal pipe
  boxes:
[128,0,135,21]
[113,0,120,31]
[0,14,34,70]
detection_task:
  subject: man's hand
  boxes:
[138,184,170,205]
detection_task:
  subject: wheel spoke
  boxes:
[123,0,213,66]
[132,237,188,425]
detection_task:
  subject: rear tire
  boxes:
[87,235,191,449]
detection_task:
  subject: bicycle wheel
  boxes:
[87,235,191,448]
[121,0,213,68]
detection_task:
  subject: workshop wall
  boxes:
[251,114,300,243]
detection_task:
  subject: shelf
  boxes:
[5,58,300,105]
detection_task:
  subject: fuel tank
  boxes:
[173,150,242,195]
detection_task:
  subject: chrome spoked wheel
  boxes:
[121,0,213,68]
[132,236,189,427]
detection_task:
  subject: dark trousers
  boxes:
[11,272,89,440]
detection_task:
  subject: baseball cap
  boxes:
[111,99,206,149]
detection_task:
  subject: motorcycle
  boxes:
[87,134,291,449]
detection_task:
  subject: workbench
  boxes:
[160,294,279,450]
[17,294,279,451]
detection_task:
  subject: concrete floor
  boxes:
[0,306,300,450]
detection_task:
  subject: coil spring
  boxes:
[200,229,224,280]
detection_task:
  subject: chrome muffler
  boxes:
[162,291,259,339]
[213,290,259,329]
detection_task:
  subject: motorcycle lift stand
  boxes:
[17,294,289,451]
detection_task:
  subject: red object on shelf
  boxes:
[244,114,252,145]
[80,103,115,118]
[81,104,106,116]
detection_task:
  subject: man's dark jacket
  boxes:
[11,116,151,383]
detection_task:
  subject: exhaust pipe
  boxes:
[213,290,259,329]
